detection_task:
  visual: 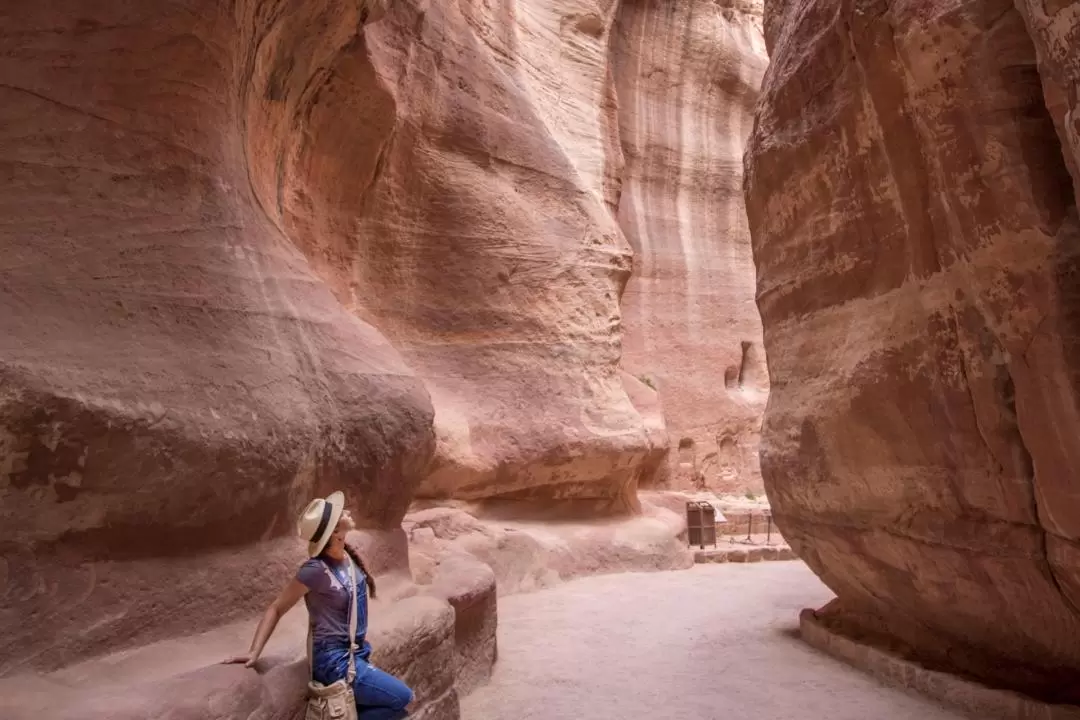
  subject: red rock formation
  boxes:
[614,0,770,494]
[266,0,772,505]
[0,0,769,697]
[746,0,1080,698]
[345,0,657,507]
[0,0,433,674]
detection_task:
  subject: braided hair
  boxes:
[343,545,377,599]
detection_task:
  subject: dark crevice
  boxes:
[737,340,752,387]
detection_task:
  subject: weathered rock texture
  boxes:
[0,591,465,720]
[614,0,770,494]
[405,498,693,595]
[359,0,654,506]
[291,0,772,502]
[426,553,499,695]
[1,0,768,696]
[746,0,1080,700]
[0,0,434,675]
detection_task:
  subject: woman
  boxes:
[224,491,414,719]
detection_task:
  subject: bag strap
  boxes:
[307,623,314,679]
[346,556,358,684]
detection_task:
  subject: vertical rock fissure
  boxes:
[952,302,1080,619]
[601,0,627,216]
[1009,9,1080,620]
[946,311,996,517]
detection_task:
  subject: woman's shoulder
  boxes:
[295,557,328,588]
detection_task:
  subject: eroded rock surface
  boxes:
[284,0,771,503]
[614,0,770,494]
[1,0,769,704]
[0,592,461,720]
[405,500,693,595]
[352,0,654,506]
[0,0,434,674]
[746,0,1080,698]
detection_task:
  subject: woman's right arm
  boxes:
[222,578,308,668]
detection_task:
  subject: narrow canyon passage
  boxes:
[462,563,966,720]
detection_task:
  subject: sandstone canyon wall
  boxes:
[0,0,436,676]
[0,0,769,683]
[746,0,1080,699]
[614,0,770,495]
[354,0,771,504]
[352,0,657,508]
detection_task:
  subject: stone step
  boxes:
[799,608,1080,719]
[693,544,797,564]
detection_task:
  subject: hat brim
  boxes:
[307,491,345,557]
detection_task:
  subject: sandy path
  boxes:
[461,562,966,720]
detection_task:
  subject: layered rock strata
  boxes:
[1,0,434,674]
[614,0,770,494]
[746,0,1080,698]
[1,0,771,697]
[354,0,656,505]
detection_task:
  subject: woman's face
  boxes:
[339,509,356,532]
[328,509,356,548]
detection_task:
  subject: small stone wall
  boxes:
[800,608,1080,720]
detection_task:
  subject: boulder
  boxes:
[745,0,1080,699]
[427,554,499,694]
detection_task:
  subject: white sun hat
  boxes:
[297,491,345,557]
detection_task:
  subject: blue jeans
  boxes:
[312,639,413,719]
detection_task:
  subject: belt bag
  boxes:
[305,558,359,720]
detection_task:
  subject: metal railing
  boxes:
[688,503,778,548]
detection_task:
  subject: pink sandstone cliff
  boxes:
[615,0,770,495]
[746,0,1080,699]
[1,0,435,676]
[355,0,655,507]
[359,0,770,502]
[0,0,768,699]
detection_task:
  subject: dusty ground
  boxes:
[462,562,967,720]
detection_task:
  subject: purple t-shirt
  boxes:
[296,556,368,643]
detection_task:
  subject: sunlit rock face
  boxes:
[614,0,770,495]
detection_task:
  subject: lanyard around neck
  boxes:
[324,558,353,590]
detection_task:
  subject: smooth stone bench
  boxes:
[0,562,497,720]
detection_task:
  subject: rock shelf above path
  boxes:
[405,497,695,596]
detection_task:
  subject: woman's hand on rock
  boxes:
[222,652,257,668]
